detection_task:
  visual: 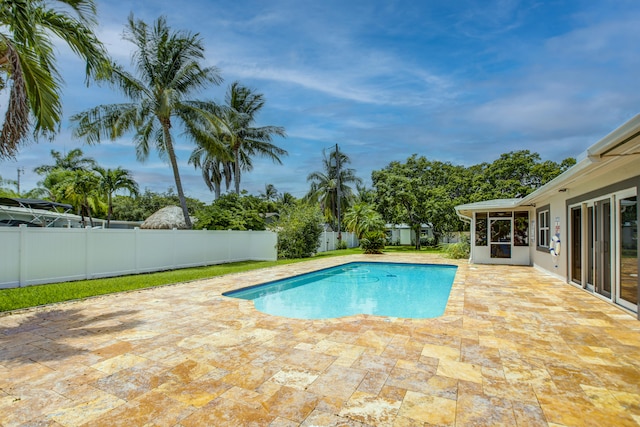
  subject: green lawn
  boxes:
[0,246,441,313]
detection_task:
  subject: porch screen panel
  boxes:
[475,213,487,246]
[514,211,529,246]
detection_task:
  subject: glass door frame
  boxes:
[614,188,638,312]
[569,204,583,286]
[569,197,614,298]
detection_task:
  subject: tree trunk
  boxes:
[233,147,241,194]
[413,223,422,250]
[162,121,192,228]
[107,192,112,228]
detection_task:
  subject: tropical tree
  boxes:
[469,150,575,201]
[188,141,233,199]
[0,0,109,159]
[95,167,139,227]
[193,193,266,231]
[34,148,97,175]
[372,155,469,249]
[306,147,362,231]
[110,189,204,222]
[71,15,223,228]
[0,174,18,197]
[278,192,297,207]
[344,202,385,240]
[56,169,103,226]
[217,82,287,194]
[260,183,279,202]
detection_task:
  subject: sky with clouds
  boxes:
[2,0,640,202]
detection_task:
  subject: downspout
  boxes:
[456,210,473,263]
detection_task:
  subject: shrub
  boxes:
[360,231,386,254]
[276,204,323,259]
[440,240,470,259]
[420,236,437,247]
[336,240,348,250]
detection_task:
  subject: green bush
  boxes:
[193,193,266,230]
[276,204,323,259]
[336,240,348,250]
[360,231,386,254]
[440,241,470,259]
[420,236,437,247]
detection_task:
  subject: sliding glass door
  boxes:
[570,206,582,285]
[570,189,638,313]
[617,192,638,311]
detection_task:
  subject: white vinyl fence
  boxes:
[316,231,359,253]
[0,226,277,288]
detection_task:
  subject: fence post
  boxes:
[18,224,28,287]
[133,227,139,274]
[172,228,177,269]
[85,226,92,280]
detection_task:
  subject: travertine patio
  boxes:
[1,253,640,426]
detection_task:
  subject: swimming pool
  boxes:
[223,262,457,319]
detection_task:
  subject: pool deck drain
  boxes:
[1,253,640,426]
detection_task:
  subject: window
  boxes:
[514,211,529,246]
[538,209,550,247]
[475,213,487,246]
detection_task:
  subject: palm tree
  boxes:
[218,82,287,194]
[56,169,103,226]
[0,0,109,159]
[95,167,139,227]
[188,138,233,199]
[0,174,18,197]
[278,192,297,207]
[261,184,278,202]
[306,147,362,230]
[34,148,97,175]
[344,202,385,239]
[71,15,223,228]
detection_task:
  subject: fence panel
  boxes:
[87,229,137,278]
[0,229,21,289]
[316,231,359,253]
[21,228,87,284]
[0,227,277,288]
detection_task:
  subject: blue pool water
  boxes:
[223,262,457,319]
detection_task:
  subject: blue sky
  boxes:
[2,0,640,202]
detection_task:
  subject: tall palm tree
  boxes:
[0,0,109,159]
[306,147,362,230]
[95,167,139,227]
[218,82,287,194]
[71,15,223,228]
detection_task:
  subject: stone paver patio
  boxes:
[1,253,640,426]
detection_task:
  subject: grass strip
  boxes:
[0,249,356,312]
[0,246,440,312]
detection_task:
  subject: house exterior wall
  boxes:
[530,169,640,280]
[531,192,569,279]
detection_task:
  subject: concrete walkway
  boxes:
[1,253,639,426]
